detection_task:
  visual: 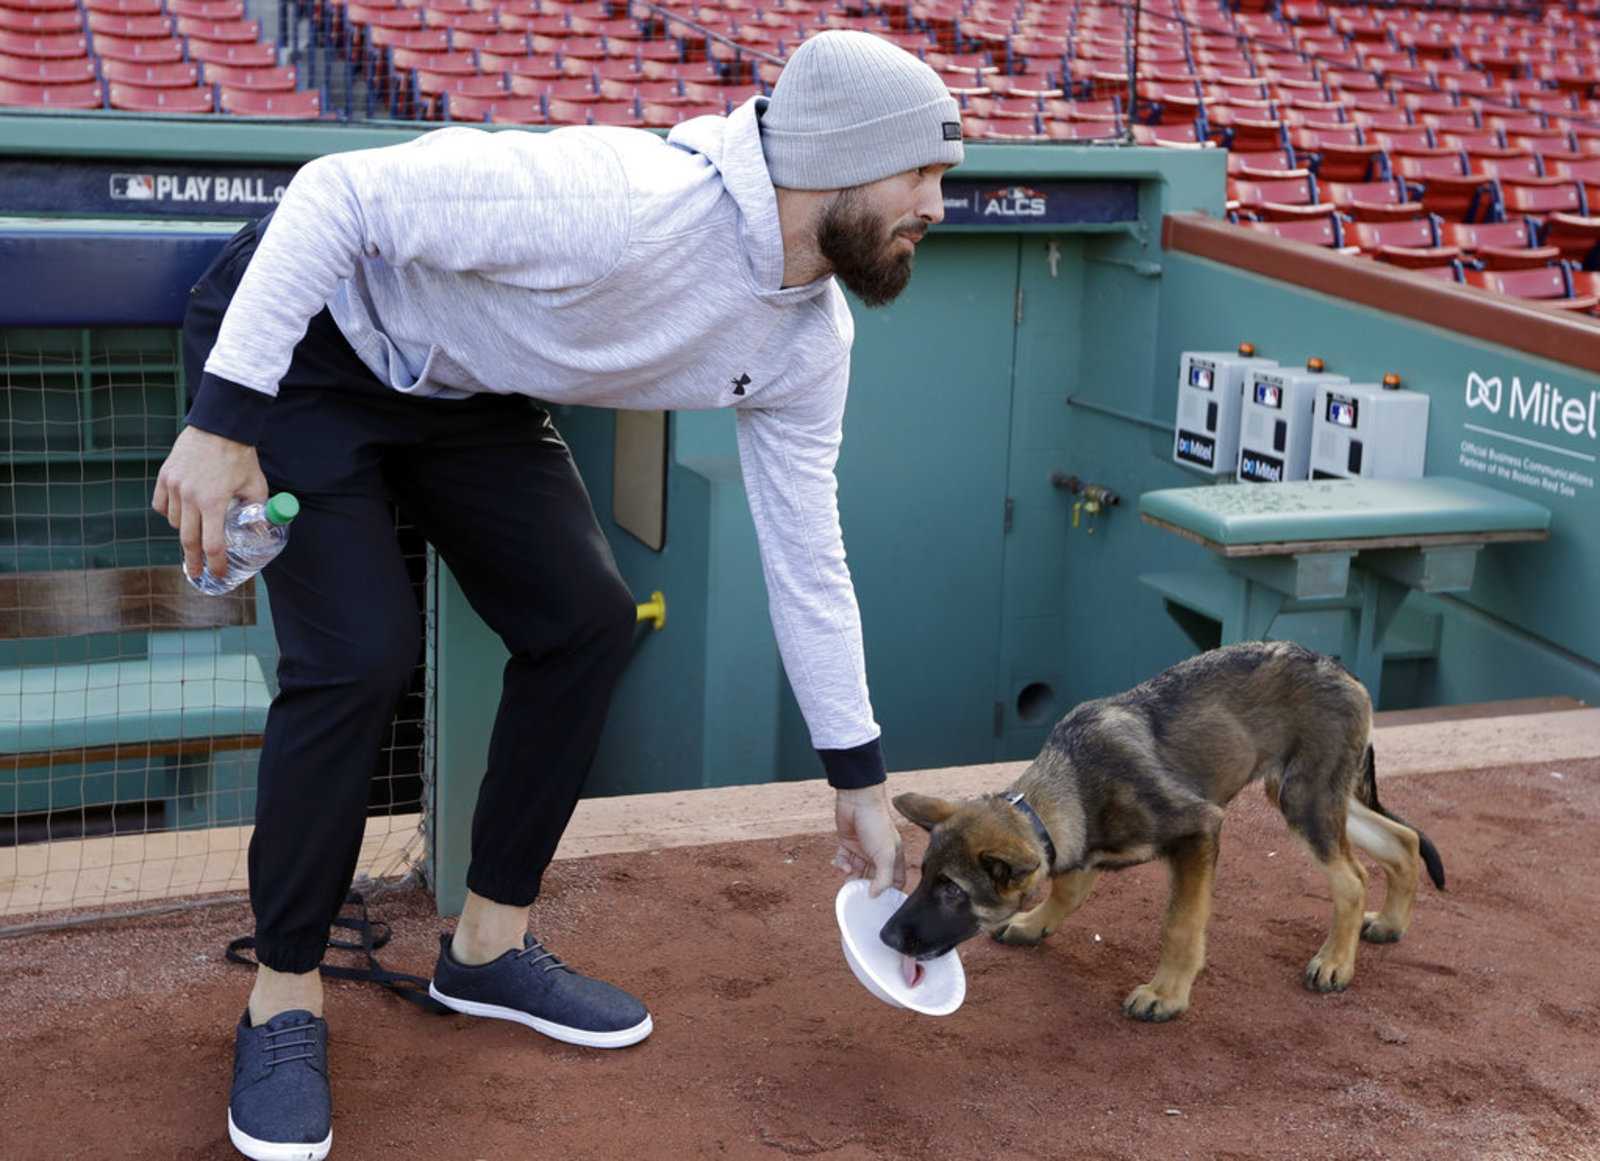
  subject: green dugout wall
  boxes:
[1,113,1595,915]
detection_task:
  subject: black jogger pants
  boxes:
[182,217,636,973]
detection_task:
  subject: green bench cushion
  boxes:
[1139,478,1552,547]
[0,651,270,753]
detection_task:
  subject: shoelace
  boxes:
[516,938,572,974]
[261,1024,318,1069]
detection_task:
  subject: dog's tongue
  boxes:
[900,954,924,989]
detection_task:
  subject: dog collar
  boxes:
[1003,792,1057,872]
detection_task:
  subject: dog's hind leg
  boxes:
[1123,832,1218,1023]
[994,870,1099,947]
[1275,755,1368,993]
[1303,835,1368,992]
[1346,798,1421,944]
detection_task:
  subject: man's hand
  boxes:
[152,426,268,579]
[833,784,906,897]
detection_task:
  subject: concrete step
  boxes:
[555,704,1600,862]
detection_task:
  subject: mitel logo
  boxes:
[1465,371,1502,413]
[1175,429,1215,467]
[1239,451,1284,483]
[1465,370,1599,440]
[982,185,1047,218]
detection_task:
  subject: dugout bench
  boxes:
[0,567,271,831]
[1137,478,1553,705]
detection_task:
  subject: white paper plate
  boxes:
[834,878,966,1016]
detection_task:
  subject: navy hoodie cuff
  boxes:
[185,371,273,447]
[819,737,886,790]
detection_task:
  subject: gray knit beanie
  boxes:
[760,30,964,190]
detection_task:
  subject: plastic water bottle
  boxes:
[185,493,300,596]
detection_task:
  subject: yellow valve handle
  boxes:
[1072,500,1083,528]
[635,590,667,631]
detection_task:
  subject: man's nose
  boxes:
[920,181,946,226]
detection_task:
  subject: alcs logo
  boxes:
[982,186,1047,218]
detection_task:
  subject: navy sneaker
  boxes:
[428,934,652,1049]
[227,1009,333,1161]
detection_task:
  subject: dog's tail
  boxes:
[1359,745,1446,890]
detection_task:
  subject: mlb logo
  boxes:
[110,174,156,200]
[985,186,1045,202]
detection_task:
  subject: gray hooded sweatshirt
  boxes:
[191,97,884,788]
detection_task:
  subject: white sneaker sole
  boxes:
[428,982,653,1049]
[227,1111,331,1161]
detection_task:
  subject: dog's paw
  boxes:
[992,922,1050,948]
[1303,954,1354,993]
[1360,912,1404,944]
[1122,984,1187,1023]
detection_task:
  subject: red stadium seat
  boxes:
[1323,178,1425,222]
[101,58,200,87]
[173,16,259,43]
[1542,213,1600,267]
[1500,180,1586,222]
[547,95,641,127]
[1567,270,1600,307]
[0,49,94,82]
[441,92,543,123]
[170,0,245,18]
[1374,244,1465,270]
[1392,149,1469,180]
[415,68,506,118]
[86,12,174,38]
[186,39,276,67]
[94,33,183,63]
[480,53,564,83]
[1235,211,1350,252]
[450,30,529,55]
[1370,129,1436,153]
[1464,265,1596,310]
[366,26,448,53]
[1475,245,1562,271]
[1240,211,1348,248]
[219,86,321,117]
[202,62,297,91]
[0,9,83,35]
[85,0,162,14]
[1227,149,1302,176]
[0,74,99,106]
[0,29,87,57]
[107,80,214,111]
[1347,218,1441,253]
[1440,219,1539,253]
[422,10,499,35]
[1229,173,1319,213]
[1036,120,1113,142]
[1131,123,1204,147]
[1411,173,1497,221]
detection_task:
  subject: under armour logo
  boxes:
[731,373,751,396]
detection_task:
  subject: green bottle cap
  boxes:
[265,493,300,526]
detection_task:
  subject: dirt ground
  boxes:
[3,758,1598,1161]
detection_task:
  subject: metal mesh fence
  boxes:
[0,327,431,926]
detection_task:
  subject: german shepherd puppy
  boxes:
[881,641,1446,1022]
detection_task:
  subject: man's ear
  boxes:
[892,793,957,832]
[980,850,1041,890]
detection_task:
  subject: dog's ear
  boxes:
[893,793,957,832]
[980,850,1040,890]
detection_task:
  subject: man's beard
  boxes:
[816,188,922,307]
